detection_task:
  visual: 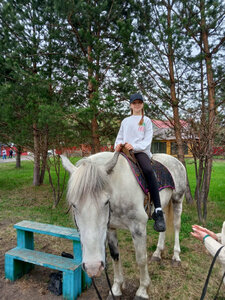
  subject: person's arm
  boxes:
[132,118,153,152]
[191,225,225,265]
[216,233,222,243]
[204,236,225,265]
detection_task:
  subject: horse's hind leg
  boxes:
[151,231,166,261]
[151,189,172,262]
[171,196,184,265]
[107,229,124,298]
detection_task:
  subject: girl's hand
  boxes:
[192,225,218,241]
[191,229,207,242]
[125,143,133,151]
[115,144,122,152]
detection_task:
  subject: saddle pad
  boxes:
[120,153,175,195]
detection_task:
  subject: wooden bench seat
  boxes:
[5,247,80,273]
[5,220,91,300]
[5,247,81,299]
[14,220,80,241]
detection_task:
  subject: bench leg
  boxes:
[63,267,82,300]
[73,241,91,290]
[16,230,34,249]
[5,254,34,281]
[82,270,92,290]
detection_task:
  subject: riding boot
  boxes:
[152,210,166,232]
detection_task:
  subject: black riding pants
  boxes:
[134,152,161,209]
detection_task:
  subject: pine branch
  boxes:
[211,36,225,55]
[67,12,87,56]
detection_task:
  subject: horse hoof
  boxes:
[106,295,122,300]
[133,296,149,300]
[171,259,181,267]
[151,256,161,262]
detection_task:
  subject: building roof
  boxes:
[152,119,188,129]
[152,119,189,141]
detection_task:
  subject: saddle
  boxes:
[119,145,175,218]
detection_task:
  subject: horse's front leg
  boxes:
[130,221,150,300]
[107,229,124,299]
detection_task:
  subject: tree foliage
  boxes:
[0,0,224,219]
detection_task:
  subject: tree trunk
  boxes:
[167,3,193,204]
[33,123,41,186]
[88,45,100,154]
[40,130,48,184]
[195,159,204,222]
[195,0,216,222]
[91,117,100,153]
[202,157,212,222]
[16,146,22,168]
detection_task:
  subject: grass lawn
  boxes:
[0,157,224,299]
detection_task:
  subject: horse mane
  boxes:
[67,159,109,207]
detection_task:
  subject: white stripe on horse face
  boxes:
[73,193,110,277]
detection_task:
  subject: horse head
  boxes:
[61,152,119,277]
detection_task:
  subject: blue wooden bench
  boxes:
[5,220,91,300]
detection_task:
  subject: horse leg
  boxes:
[151,231,166,262]
[130,221,150,300]
[107,229,124,299]
[151,189,171,262]
[171,197,183,266]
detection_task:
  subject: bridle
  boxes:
[72,202,116,300]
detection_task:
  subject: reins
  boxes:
[92,266,116,300]
[200,245,224,300]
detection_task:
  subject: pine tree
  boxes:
[54,0,141,152]
[176,0,225,222]
[0,0,75,183]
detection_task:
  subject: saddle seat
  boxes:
[119,146,175,217]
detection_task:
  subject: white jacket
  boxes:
[114,115,153,158]
[204,221,225,286]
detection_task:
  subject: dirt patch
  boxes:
[0,222,138,300]
[1,220,225,299]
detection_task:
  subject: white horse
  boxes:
[61,151,186,300]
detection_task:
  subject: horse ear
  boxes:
[105,152,119,174]
[61,155,77,174]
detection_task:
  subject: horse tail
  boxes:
[164,200,174,238]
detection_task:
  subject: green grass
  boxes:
[186,158,225,204]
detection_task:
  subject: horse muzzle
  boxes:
[83,261,104,278]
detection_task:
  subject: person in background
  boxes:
[2,149,7,159]
[191,222,225,286]
[9,149,13,158]
[114,93,166,232]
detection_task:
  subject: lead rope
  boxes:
[105,263,116,300]
[92,278,103,300]
[200,245,224,300]
[214,272,225,300]
[91,259,116,300]
[92,202,116,300]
